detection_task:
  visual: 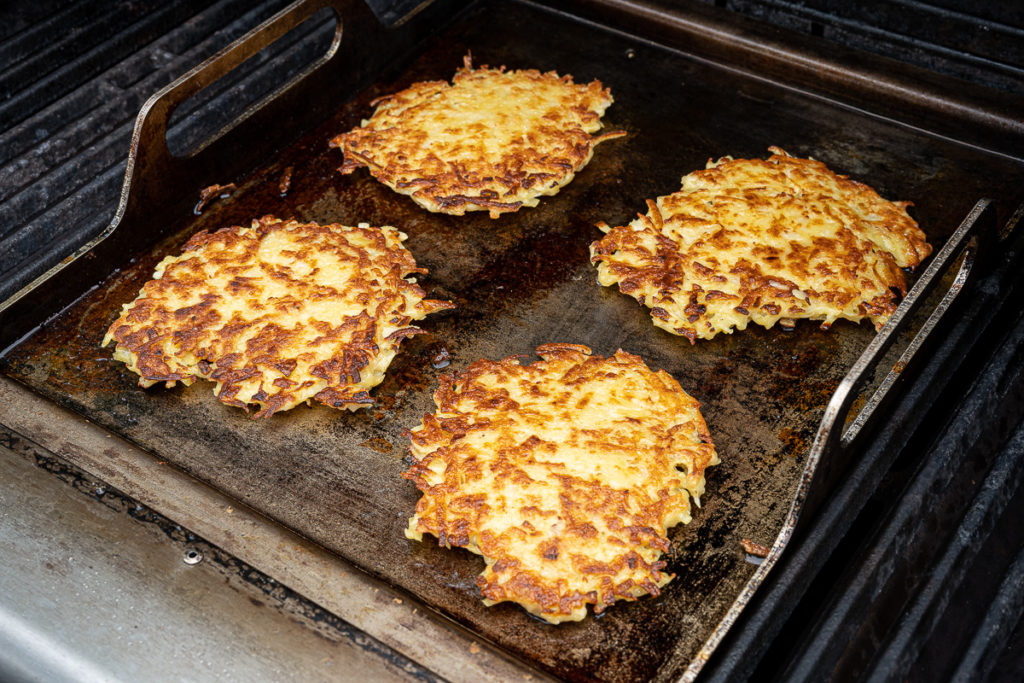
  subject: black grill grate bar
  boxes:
[866,419,1024,681]
[0,164,123,286]
[713,0,1024,94]
[0,87,140,198]
[0,0,98,67]
[898,0,1024,35]
[0,0,288,168]
[0,11,330,241]
[727,0,1024,77]
[954,544,1024,681]
[0,0,290,188]
[725,0,1024,51]
[0,0,219,131]
[823,21,1024,93]
[1,2,158,91]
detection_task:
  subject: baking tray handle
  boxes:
[802,198,993,515]
[123,0,343,222]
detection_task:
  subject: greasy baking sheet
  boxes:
[3,1,1023,680]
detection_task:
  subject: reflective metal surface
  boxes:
[0,432,433,683]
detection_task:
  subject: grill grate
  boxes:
[702,0,1024,96]
[1,0,215,131]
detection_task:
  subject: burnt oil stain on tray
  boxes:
[4,1,1024,681]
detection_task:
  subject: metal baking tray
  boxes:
[2,0,1022,680]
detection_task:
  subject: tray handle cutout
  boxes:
[162,8,341,160]
[125,0,343,210]
[810,199,992,490]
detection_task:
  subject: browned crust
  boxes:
[403,344,718,622]
[194,183,236,214]
[330,54,622,218]
[278,165,294,196]
[103,216,452,417]
[740,538,770,558]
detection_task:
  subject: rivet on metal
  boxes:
[183,549,203,565]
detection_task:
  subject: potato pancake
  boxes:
[331,55,623,218]
[403,343,718,623]
[590,147,932,342]
[103,216,452,417]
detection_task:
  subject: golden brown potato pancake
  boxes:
[331,55,623,218]
[103,216,452,417]
[403,343,718,623]
[591,147,932,341]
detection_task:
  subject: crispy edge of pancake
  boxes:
[102,216,453,417]
[331,54,624,218]
[402,343,718,623]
